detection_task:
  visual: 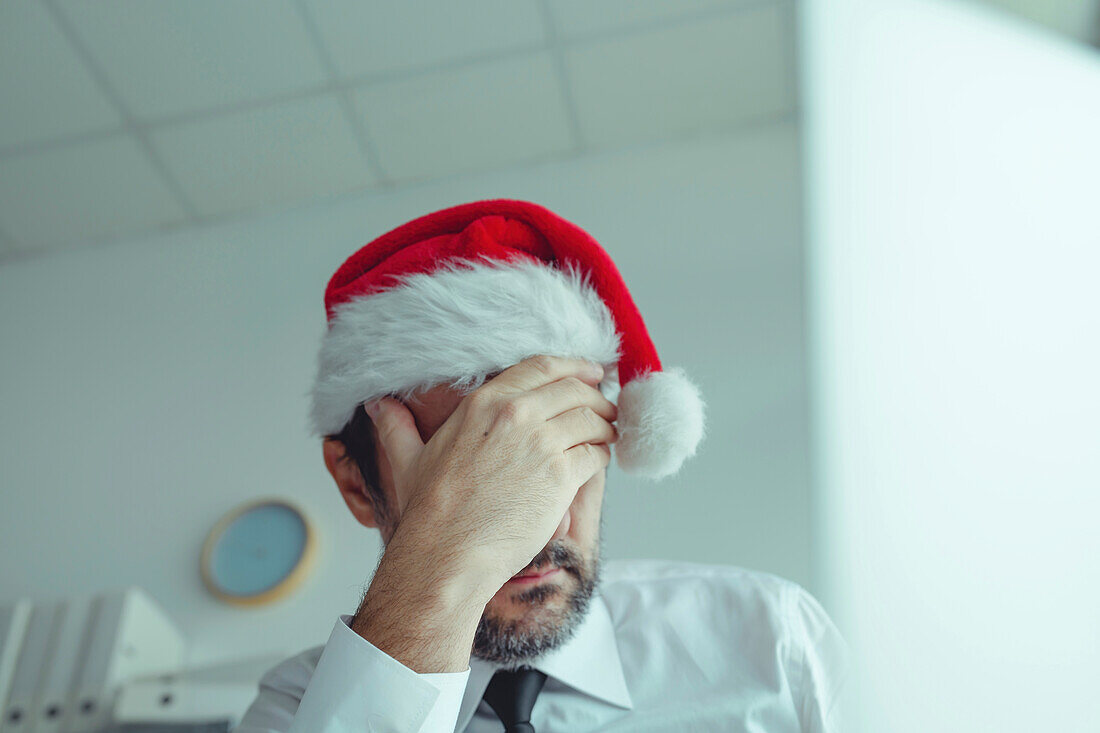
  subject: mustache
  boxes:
[523,539,584,578]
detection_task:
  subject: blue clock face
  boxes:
[208,502,309,597]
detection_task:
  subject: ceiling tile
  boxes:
[549,0,746,38]
[303,0,546,78]
[0,2,121,149]
[57,0,329,120]
[151,95,374,218]
[352,53,573,183]
[565,4,793,148]
[0,136,187,249]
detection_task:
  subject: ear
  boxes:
[323,438,381,530]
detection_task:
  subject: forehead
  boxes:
[400,370,503,440]
[406,382,459,421]
[401,381,476,441]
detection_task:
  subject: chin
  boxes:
[470,540,602,665]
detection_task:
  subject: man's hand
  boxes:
[370,354,617,591]
[352,355,617,673]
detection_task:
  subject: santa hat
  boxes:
[309,199,705,480]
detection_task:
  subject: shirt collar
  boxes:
[455,591,633,731]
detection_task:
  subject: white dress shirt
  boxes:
[235,559,849,732]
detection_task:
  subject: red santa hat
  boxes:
[309,199,705,480]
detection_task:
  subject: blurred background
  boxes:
[1,1,1097,731]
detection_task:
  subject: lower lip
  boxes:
[507,567,562,585]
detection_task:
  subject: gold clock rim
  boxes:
[200,497,317,607]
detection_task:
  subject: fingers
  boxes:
[522,376,618,424]
[488,355,605,396]
[365,396,424,476]
[562,442,612,487]
[546,405,618,452]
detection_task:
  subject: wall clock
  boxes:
[200,498,317,607]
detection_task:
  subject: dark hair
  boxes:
[328,405,391,526]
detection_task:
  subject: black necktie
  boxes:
[482,666,548,733]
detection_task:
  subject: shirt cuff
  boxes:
[287,613,470,733]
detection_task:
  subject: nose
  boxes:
[551,510,571,542]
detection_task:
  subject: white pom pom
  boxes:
[613,367,706,479]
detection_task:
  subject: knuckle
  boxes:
[546,454,569,482]
[561,376,586,397]
[587,443,610,469]
[528,355,554,375]
[580,406,598,426]
[495,399,523,426]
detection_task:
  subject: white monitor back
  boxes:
[802,0,1100,731]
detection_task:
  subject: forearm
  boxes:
[350,522,494,673]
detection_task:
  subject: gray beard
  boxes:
[471,539,601,666]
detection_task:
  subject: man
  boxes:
[236,200,847,732]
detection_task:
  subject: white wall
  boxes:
[803,0,1100,730]
[0,121,812,668]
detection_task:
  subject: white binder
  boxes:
[0,600,33,731]
[64,592,122,733]
[0,601,61,733]
[65,588,185,733]
[113,680,255,726]
[35,597,95,733]
[112,652,289,728]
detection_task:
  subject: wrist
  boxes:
[351,583,480,673]
[391,502,508,602]
[349,523,500,673]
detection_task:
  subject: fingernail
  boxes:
[365,400,380,417]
